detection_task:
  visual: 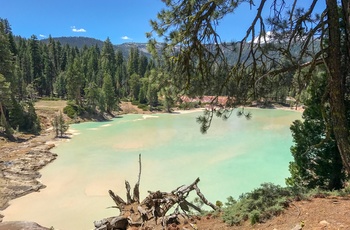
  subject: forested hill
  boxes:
[40,36,151,58]
[40,36,319,64]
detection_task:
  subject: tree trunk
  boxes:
[0,102,15,141]
[326,0,350,174]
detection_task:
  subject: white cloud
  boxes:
[121,36,132,40]
[71,26,87,33]
[39,34,47,38]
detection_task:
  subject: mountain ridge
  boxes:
[40,36,152,58]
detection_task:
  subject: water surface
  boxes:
[3,108,301,230]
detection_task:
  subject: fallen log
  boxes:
[94,154,217,230]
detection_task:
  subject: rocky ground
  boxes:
[1,100,350,230]
[0,101,64,222]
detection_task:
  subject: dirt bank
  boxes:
[0,101,67,222]
[0,101,151,221]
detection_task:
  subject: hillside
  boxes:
[40,36,152,58]
[40,36,320,65]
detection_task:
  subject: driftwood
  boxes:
[94,154,218,230]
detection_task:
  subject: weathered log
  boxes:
[193,184,218,211]
[125,180,132,203]
[132,154,142,203]
[95,155,217,230]
[93,218,110,229]
[108,190,126,211]
[110,216,128,229]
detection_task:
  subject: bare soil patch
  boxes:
[194,197,350,230]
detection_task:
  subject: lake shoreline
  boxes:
[0,103,302,224]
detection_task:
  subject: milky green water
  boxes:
[2,108,301,230]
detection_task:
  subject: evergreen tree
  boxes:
[66,57,84,105]
[127,47,140,76]
[0,74,13,139]
[146,70,159,108]
[287,72,345,190]
[84,81,99,111]
[148,0,350,178]
[129,73,141,100]
[52,111,69,137]
[54,72,66,98]
[101,38,116,76]
[29,35,44,95]
[0,21,14,84]
[102,73,117,113]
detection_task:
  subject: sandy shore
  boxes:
[0,129,57,219]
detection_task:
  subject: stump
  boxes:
[94,154,217,230]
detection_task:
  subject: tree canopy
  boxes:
[148,0,350,187]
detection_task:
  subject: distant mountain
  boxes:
[40,36,153,58]
[40,36,104,49]
[40,36,319,64]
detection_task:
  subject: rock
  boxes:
[319,220,330,226]
[291,223,303,230]
[0,146,57,212]
[0,221,50,230]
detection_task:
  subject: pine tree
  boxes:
[66,57,83,105]
[287,72,345,190]
[29,35,44,95]
[102,73,117,114]
[0,74,13,139]
[149,0,350,177]
[52,111,68,137]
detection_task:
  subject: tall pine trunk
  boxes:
[326,0,350,174]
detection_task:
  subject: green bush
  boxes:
[41,96,59,101]
[137,104,149,111]
[131,100,140,106]
[222,183,292,226]
[63,102,83,119]
[249,210,260,225]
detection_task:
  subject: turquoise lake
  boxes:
[3,108,301,230]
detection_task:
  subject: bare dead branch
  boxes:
[96,158,216,230]
[108,190,126,211]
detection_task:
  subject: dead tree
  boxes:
[94,154,218,230]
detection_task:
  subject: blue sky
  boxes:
[0,0,326,45]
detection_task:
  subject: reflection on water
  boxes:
[2,109,301,230]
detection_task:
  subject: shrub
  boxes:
[222,183,292,226]
[249,210,260,225]
[63,102,84,119]
[41,96,59,101]
[131,100,140,106]
[137,104,149,111]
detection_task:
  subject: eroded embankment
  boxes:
[0,131,58,222]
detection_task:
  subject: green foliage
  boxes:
[287,72,346,190]
[63,102,83,119]
[215,200,223,209]
[66,57,83,105]
[137,104,149,111]
[22,102,41,134]
[222,183,291,226]
[41,97,60,101]
[52,111,69,137]
[249,210,260,225]
[102,73,117,113]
